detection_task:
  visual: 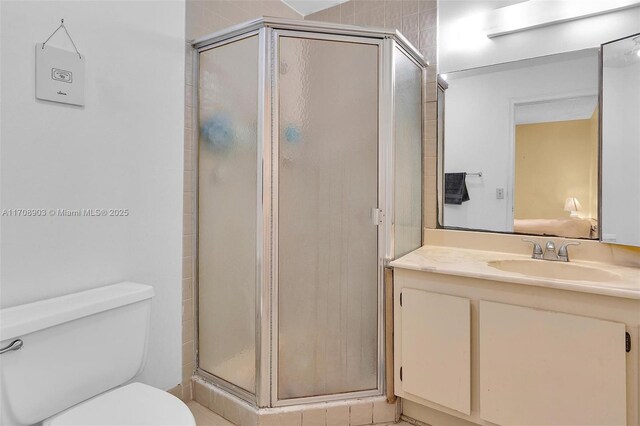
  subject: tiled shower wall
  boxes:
[306,0,438,229]
[178,0,438,402]
[186,0,301,40]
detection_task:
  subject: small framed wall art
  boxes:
[36,20,85,106]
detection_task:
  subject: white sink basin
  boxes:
[487,259,623,282]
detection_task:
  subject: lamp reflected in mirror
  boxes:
[564,197,582,218]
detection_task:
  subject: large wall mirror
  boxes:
[601,33,640,247]
[439,49,600,240]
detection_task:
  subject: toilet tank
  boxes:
[0,282,154,426]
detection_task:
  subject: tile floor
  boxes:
[187,402,412,426]
[188,401,234,426]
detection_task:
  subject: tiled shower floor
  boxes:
[187,402,411,426]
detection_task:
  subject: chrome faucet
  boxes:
[522,239,543,259]
[543,241,558,261]
[523,239,580,262]
[558,242,580,262]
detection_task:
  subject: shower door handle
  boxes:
[370,208,384,226]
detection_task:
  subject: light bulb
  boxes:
[636,49,640,57]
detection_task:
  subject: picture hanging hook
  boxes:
[42,18,82,59]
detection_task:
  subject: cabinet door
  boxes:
[480,300,626,426]
[401,288,471,414]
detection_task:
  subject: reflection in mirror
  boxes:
[601,34,640,247]
[439,50,599,239]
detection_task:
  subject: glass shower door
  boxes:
[393,47,423,258]
[276,35,380,400]
[197,35,259,395]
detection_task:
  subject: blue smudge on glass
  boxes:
[285,125,301,144]
[201,113,234,152]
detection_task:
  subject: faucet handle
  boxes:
[522,238,543,259]
[558,242,580,262]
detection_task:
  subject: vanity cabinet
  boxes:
[394,268,638,426]
[479,301,626,426]
[400,289,470,414]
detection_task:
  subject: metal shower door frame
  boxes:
[268,28,390,407]
[192,17,426,409]
[193,28,266,407]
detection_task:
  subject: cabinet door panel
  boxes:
[480,300,626,426]
[401,288,471,414]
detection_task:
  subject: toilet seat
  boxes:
[43,382,196,426]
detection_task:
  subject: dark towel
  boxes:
[445,172,470,205]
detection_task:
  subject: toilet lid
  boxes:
[44,383,196,426]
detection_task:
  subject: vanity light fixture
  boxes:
[564,197,582,218]
[486,0,640,38]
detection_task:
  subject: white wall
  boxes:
[0,0,185,391]
[443,53,598,232]
[602,62,640,246]
[439,1,640,73]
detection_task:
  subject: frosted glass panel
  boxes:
[198,36,258,394]
[277,36,379,399]
[394,48,423,258]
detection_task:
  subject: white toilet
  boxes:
[0,282,195,426]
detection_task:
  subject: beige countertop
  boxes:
[390,245,640,300]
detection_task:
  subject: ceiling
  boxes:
[446,48,598,81]
[282,0,348,16]
[515,96,598,125]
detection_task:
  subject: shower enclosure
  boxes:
[193,18,426,408]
